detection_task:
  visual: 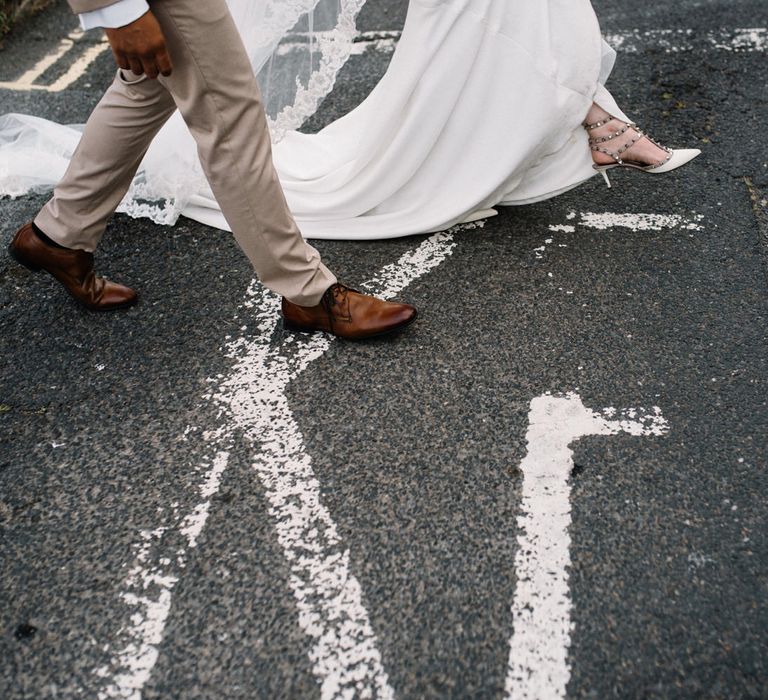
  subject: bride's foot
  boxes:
[581,105,701,187]
[583,111,671,169]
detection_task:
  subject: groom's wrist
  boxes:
[79,0,149,31]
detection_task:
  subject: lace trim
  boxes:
[117,183,185,227]
[117,0,366,225]
[268,0,367,143]
[116,153,206,227]
[0,170,33,199]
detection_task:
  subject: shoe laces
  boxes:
[323,283,352,309]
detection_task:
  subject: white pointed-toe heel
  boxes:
[583,115,701,188]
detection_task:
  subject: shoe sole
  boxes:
[8,242,138,312]
[284,310,418,341]
[592,148,701,175]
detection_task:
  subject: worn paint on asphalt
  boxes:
[505,393,668,700]
[93,225,473,699]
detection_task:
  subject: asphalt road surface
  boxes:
[1,1,767,698]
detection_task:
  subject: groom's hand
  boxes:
[105,11,173,80]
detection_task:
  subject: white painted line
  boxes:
[722,27,768,52]
[0,30,109,92]
[93,223,477,699]
[578,212,704,232]
[94,451,233,699]
[47,42,111,92]
[95,449,232,695]
[212,290,394,700]
[534,211,703,260]
[94,525,177,698]
[178,450,231,550]
[505,392,668,700]
[11,29,83,86]
[361,229,458,299]
[0,81,49,92]
[604,27,767,54]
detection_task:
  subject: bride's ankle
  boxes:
[585,119,672,168]
[583,113,632,165]
[586,118,626,142]
[584,103,612,126]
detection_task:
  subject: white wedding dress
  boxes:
[0,0,628,240]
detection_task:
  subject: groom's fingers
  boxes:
[141,57,159,80]
[139,47,173,80]
[156,49,173,78]
[105,10,172,81]
[128,56,144,77]
[111,48,129,71]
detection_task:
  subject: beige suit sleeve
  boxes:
[67,0,126,13]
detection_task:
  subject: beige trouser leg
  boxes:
[36,0,335,306]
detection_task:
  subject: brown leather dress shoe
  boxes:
[282,283,417,340]
[8,223,137,311]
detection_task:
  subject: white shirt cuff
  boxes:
[79,0,149,30]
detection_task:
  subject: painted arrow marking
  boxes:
[505,393,668,700]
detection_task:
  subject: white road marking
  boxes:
[95,525,177,698]
[0,29,109,93]
[46,42,111,92]
[2,29,84,88]
[93,224,473,699]
[579,212,704,232]
[505,393,668,700]
[178,450,231,550]
[94,449,232,693]
[604,27,767,54]
[535,211,703,260]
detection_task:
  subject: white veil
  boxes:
[0,0,368,226]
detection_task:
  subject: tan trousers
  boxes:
[36,0,336,306]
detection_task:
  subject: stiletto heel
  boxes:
[598,168,612,188]
[583,115,701,183]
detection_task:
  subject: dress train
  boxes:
[1,0,629,241]
[185,0,629,239]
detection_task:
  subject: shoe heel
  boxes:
[8,244,41,272]
[598,169,612,189]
